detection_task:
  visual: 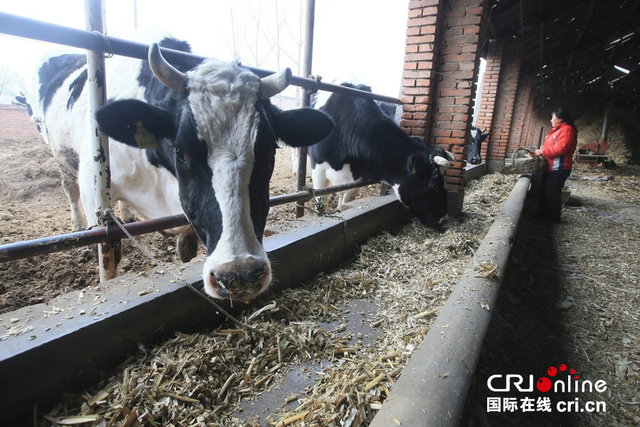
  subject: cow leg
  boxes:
[337,188,359,211]
[60,175,85,231]
[177,225,198,262]
[117,201,138,223]
[289,146,299,174]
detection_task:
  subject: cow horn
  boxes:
[148,43,186,95]
[433,156,452,168]
[445,150,456,161]
[260,68,293,98]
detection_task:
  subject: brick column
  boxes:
[508,73,532,153]
[485,41,522,172]
[401,0,441,140]
[401,0,487,217]
[475,39,503,165]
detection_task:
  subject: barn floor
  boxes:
[463,164,640,426]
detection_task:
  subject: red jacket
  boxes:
[542,122,577,171]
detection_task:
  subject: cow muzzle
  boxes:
[469,155,482,165]
[204,257,271,303]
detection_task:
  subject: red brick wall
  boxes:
[0,105,41,141]
[401,0,442,140]
[401,0,487,195]
[508,73,532,152]
[476,39,503,162]
[486,41,521,169]
[528,109,551,149]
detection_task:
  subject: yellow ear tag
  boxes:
[134,120,158,149]
[411,164,418,174]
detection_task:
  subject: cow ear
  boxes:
[407,153,429,175]
[96,99,175,149]
[272,107,334,147]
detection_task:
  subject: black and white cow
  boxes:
[31,37,333,302]
[309,82,454,228]
[467,125,489,165]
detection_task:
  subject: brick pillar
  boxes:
[476,39,503,167]
[401,0,441,140]
[401,0,487,217]
[508,73,532,154]
[485,41,522,172]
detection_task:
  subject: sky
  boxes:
[0,0,409,104]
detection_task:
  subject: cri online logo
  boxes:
[537,364,577,392]
[488,364,607,394]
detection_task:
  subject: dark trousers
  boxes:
[538,169,571,222]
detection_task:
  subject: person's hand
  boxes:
[533,148,543,157]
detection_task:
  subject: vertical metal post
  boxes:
[296,0,316,218]
[85,0,116,281]
[599,102,610,151]
[537,126,544,148]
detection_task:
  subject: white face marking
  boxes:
[186,59,271,298]
[391,183,408,207]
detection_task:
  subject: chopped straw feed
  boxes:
[44,173,518,426]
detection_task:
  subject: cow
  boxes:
[308,82,454,228]
[467,125,489,165]
[30,37,334,302]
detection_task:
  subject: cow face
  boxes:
[468,126,489,165]
[96,44,333,303]
[395,148,452,228]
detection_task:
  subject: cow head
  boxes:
[468,126,489,165]
[395,145,455,228]
[96,44,333,303]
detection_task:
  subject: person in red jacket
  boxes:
[533,108,578,222]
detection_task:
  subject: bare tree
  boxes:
[222,0,303,75]
[0,66,25,101]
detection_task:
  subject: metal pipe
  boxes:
[0,11,401,105]
[0,180,379,263]
[600,103,610,146]
[296,0,316,218]
[0,215,189,263]
[537,125,544,148]
[84,0,115,281]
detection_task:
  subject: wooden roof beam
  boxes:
[561,0,596,88]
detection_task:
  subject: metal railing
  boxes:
[0,180,378,262]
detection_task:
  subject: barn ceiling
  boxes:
[487,0,640,113]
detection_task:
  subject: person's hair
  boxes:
[552,108,577,132]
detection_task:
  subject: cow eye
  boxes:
[175,147,186,163]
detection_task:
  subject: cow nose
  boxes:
[206,257,270,302]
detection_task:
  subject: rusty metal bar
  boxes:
[0,11,402,105]
[0,181,380,263]
[0,215,188,263]
[85,0,116,281]
[296,0,316,218]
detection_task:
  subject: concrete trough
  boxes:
[371,175,531,427]
[0,194,411,423]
